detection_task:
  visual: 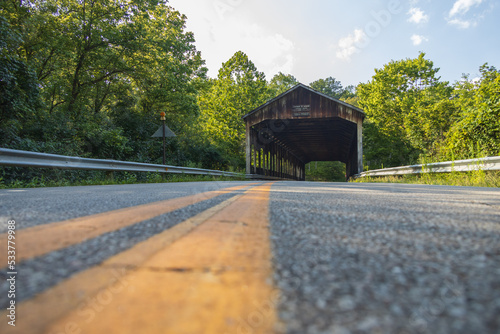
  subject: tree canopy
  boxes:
[268,72,298,96]
[310,77,345,99]
[442,65,500,160]
[1,0,205,161]
[358,53,499,168]
[197,51,268,167]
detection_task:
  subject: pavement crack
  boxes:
[147,267,195,273]
[133,266,271,274]
[217,220,248,225]
[470,200,500,210]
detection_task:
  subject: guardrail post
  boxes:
[106,171,114,182]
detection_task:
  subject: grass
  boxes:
[0,169,247,189]
[4,168,498,189]
[353,170,500,188]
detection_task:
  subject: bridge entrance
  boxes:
[242,84,365,180]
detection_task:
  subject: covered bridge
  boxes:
[242,83,365,180]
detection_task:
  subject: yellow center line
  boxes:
[0,184,257,265]
[2,182,280,334]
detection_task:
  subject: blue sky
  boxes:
[168,0,499,87]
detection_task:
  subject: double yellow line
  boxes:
[1,183,280,334]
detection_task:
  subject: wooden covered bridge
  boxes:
[243,83,365,180]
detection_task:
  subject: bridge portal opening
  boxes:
[305,161,346,182]
[243,84,365,180]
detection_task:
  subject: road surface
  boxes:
[1,181,499,333]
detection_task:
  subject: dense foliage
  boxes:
[1,2,498,183]
[1,0,205,162]
[305,161,346,182]
[310,76,355,101]
[196,51,268,167]
[359,53,499,169]
[442,65,500,160]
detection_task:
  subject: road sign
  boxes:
[151,124,176,138]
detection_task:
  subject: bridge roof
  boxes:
[242,83,365,164]
[242,83,365,120]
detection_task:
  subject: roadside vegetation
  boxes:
[0,168,246,189]
[305,162,346,182]
[354,171,500,188]
[1,1,499,187]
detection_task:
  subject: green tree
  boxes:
[362,120,419,170]
[0,13,40,144]
[357,53,446,167]
[18,0,156,116]
[198,51,268,167]
[1,0,206,161]
[339,85,360,107]
[358,53,441,137]
[405,83,457,156]
[310,77,344,99]
[268,72,298,97]
[443,64,500,159]
[108,4,206,161]
[305,161,346,182]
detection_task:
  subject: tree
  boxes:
[310,77,344,99]
[0,13,40,144]
[198,51,268,167]
[128,5,206,123]
[268,72,298,97]
[305,161,346,182]
[442,64,500,159]
[405,83,457,156]
[357,53,447,166]
[1,0,206,161]
[339,85,360,107]
[108,4,207,161]
[362,120,420,169]
[358,53,441,137]
[19,0,157,116]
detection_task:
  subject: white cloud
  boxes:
[449,0,483,17]
[336,29,367,61]
[407,8,429,24]
[410,34,428,46]
[447,18,473,28]
[446,0,484,29]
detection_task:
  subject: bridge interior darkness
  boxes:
[243,84,365,180]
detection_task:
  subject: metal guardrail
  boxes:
[0,148,240,177]
[357,156,500,178]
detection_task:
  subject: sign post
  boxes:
[160,112,166,165]
[151,113,176,166]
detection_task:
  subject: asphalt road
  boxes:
[1,181,499,333]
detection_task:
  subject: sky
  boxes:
[167,0,500,87]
